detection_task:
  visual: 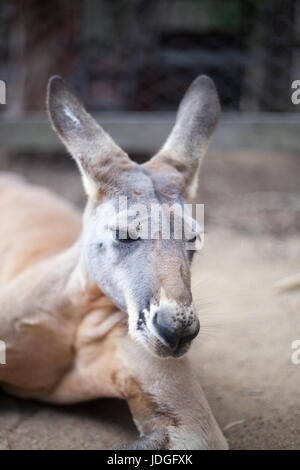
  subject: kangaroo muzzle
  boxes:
[153,307,200,351]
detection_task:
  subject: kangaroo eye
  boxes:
[115,230,140,243]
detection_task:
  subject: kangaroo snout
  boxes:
[153,308,200,354]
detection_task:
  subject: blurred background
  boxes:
[0,0,299,227]
[1,0,300,160]
[0,0,299,113]
[0,0,299,450]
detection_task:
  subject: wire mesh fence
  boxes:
[0,0,299,116]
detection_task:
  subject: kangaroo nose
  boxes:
[153,309,200,350]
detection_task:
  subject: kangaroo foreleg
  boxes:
[40,326,227,450]
[112,338,228,450]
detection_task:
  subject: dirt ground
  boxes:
[0,149,299,449]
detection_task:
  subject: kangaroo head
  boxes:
[47,75,220,358]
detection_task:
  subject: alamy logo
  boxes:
[93,197,205,250]
[0,80,6,104]
[0,340,6,365]
[291,340,300,365]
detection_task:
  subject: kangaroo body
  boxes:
[0,76,228,450]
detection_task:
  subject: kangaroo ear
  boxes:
[47,76,134,199]
[145,75,220,200]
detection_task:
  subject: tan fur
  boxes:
[0,75,227,450]
[0,177,227,449]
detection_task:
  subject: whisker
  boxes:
[198,331,219,340]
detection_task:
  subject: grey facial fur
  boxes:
[47,74,220,357]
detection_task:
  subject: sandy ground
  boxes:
[0,150,299,449]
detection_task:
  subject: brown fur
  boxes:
[0,75,228,449]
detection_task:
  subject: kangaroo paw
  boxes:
[115,428,169,450]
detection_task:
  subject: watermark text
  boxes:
[0,80,6,105]
[0,340,6,365]
[291,340,300,365]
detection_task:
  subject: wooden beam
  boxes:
[0,112,300,154]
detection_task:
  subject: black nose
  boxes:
[153,310,200,350]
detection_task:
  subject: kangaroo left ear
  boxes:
[145,75,220,200]
[47,76,134,199]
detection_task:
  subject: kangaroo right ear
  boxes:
[145,75,220,201]
[47,76,134,199]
